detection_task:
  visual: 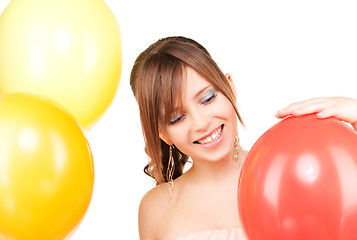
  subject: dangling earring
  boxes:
[167,145,175,206]
[233,133,242,170]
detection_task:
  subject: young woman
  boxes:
[130,36,357,240]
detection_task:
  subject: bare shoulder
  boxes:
[138,183,171,239]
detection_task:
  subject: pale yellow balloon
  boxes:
[0,0,122,129]
[0,93,94,239]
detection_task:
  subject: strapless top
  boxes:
[176,228,246,240]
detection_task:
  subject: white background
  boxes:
[1,0,356,239]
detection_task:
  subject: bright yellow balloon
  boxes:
[0,0,122,129]
[0,93,94,240]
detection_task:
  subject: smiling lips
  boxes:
[195,125,223,145]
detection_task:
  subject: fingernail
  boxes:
[317,112,326,118]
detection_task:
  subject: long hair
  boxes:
[130,36,243,184]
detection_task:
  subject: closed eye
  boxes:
[200,89,217,105]
[169,112,185,125]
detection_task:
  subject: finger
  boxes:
[276,98,328,118]
[316,109,335,118]
[284,98,329,109]
[292,102,327,114]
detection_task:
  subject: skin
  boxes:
[139,68,357,239]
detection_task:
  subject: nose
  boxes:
[189,107,210,132]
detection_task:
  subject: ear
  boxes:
[158,128,173,145]
[225,73,237,98]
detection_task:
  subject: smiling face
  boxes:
[159,67,238,163]
[131,36,243,183]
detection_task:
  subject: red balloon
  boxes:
[238,114,357,240]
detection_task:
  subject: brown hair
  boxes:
[130,36,243,184]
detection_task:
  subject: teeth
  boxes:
[198,127,222,144]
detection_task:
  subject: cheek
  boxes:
[166,126,188,146]
[216,97,237,120]
[165,125,195,156]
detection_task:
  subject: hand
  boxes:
[276,97,357,131]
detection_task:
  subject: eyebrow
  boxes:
[194,85,211,99]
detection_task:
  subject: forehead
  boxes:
[181,67,211,98]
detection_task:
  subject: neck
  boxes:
[187,148,247,184]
